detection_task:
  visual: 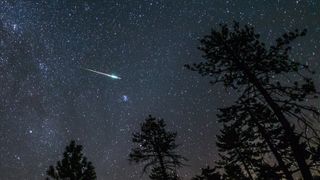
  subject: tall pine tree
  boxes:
[186,22,319,179]
[46,140,97,180]
[129,115,186,180]
[218,98,294,179]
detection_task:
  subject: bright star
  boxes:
[12,24,18,31]
[122,95,128,102]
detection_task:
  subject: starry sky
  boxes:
[0,0,319,179]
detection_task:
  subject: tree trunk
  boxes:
[245,106,293,179]
[250,111,294,180]
[236,148,255,180]
[157,152,169,180]
[241,64,313,179]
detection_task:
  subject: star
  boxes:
[0,1,319,179]
[122,95,129,102]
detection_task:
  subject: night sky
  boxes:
[0,0,319,179]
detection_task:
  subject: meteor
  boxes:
[82,68,121,80]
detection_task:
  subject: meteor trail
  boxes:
[82,68,121,80]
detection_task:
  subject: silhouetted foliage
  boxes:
[222,162,251,180]
[129,115,186,180]
[217,99,294,179]
[255,163,281,180]
[192,166,222,180]
[216,122,257,180]
[46,140,97,180]
[185,22,320,179]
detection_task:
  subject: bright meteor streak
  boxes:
[82,68,121,80]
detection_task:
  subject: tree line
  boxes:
[46,22,320,180]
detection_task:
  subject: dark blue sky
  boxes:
[0,0,319,179]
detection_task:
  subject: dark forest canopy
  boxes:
[46,140,97,180]
[186,22,320,179]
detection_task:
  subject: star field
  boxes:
[0,0,319,179]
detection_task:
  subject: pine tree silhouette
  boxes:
[216,123,256,180]
[192,166,222,180]
[129,115,186,180]
[185,22,320,179]
[218,99,294,179]
[255,163,281,180]
[46,140,97,180]
[222,162,251,180]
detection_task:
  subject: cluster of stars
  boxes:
[0,0,319,179]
